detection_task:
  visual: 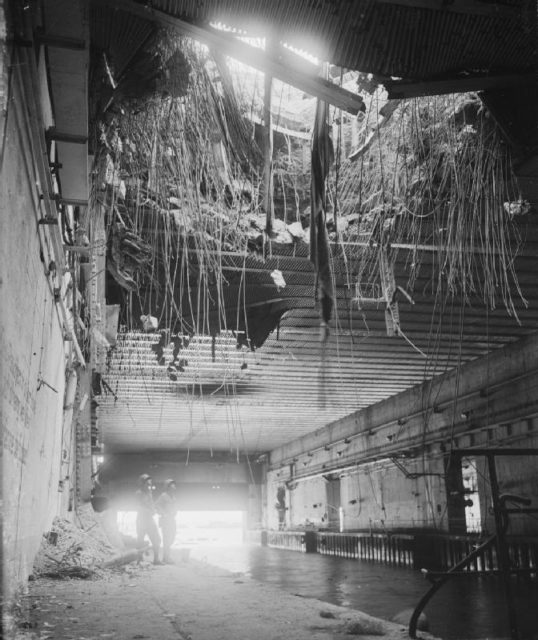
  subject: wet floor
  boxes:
[189,543,538,639]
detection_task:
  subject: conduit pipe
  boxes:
[15,46,86,367]
[62,370,77,443]
[57,293,86,368]
[59,369,78,495]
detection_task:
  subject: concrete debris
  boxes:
[344,615,386,635]
[32,506,118,579]
[245,214,295,245]
[75,503,122,548]
[287,221,305,240]
[101,548,145,569]
[269,218,294,244]
[171,209,194,233]
[140,314,159,332]
[504,199,532,218]
[270,269,286,290]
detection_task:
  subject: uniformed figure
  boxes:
[155,479,178,564]
[135,473,163,565]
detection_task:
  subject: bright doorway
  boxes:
[116,510,244,547]
[462,458,482,533]
[176,510,244,547]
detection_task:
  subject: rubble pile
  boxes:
[32,506,118,580]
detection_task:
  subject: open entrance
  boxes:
[461,457,482,533]
[177,510,244,546]
[445,454,482,533]
[116,510,244,548]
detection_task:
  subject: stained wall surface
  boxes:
[1,49,72,601]
[266,461,448,532]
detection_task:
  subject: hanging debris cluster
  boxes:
[150,330,190,379]
[106,31,192,107]
[91,26,526,357]
[108,222,153,291]
[332,92,526,318]
[91,35,269,342]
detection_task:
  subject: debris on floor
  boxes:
[31,504,119,580]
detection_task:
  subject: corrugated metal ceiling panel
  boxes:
[90,0,538,456]
[150,0,534,77]
[97,218,538,454]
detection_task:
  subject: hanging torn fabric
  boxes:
[309,98,335,336]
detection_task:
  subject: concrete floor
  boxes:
[7,553,439,640]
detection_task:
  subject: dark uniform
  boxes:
[135,474,162,564]
[155,479,178,563]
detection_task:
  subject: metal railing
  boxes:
[317,532,414,566]
[265,530,306,552]
[258,528,538,576]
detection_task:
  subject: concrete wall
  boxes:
[289,476,328,529]
[340,460,447,531]
[1,52,76,600]
[265,334,538,534]
[267,457,448,532]
[476,416,538,536]
[265,441,538,535]
[269,333,538,472]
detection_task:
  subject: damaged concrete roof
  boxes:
[88,0,538,457]
[97,228,538,454]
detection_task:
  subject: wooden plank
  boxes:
[250,115,311,140]
[386,74,534,99]
[36,32,86,50]
[374,0,521,19]
[100,0,364,115]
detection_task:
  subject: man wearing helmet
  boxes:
[156,479,178,564]
[135,474,163,565]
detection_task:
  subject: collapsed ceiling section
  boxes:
[85,1,538,455]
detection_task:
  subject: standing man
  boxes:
[135,474,163,565]
[156,479,178,564]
